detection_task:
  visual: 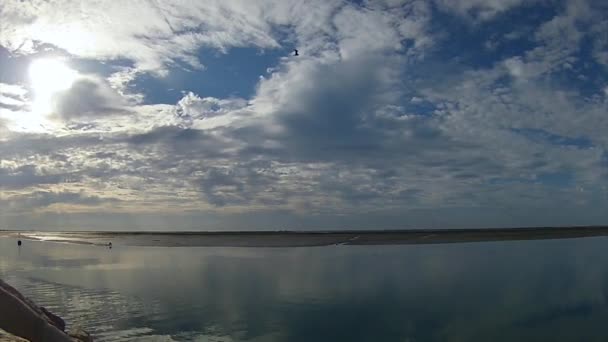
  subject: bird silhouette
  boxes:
[293,49,299,56]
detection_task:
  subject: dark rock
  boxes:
[0,279,93,342]
[41,307,66,332]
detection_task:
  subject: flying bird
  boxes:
[293,49,299,56]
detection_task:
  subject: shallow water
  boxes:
[2,236,608,341]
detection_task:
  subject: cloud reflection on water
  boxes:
[2,237,608,341]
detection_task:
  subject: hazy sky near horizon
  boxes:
[1,0,608,230]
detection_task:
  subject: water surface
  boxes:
[1,236,608,341]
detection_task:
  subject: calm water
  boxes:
[2,236,608,341]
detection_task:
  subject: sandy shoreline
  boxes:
[1,226,608,247]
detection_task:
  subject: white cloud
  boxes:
[0,0,280,73]
[410,96,424,104]
[503,57,532,79]
[517,0,606,79]
[0,0,432,73]
[0,83,27,97]
[175,92,247,120]
[0,83,27,109]
[0,94,24,108]
[433,0,529,22]
[333,6,403,59]
[107,68,145,105]
[590,18,608,66]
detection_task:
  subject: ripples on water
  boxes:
[2,236,608,341]
[2,275,168,341]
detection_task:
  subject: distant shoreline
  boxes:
[2,226,608,247]
[3,225,608,234]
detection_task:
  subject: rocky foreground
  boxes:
[0,279,92,342]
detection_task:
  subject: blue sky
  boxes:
[0,0,608,230]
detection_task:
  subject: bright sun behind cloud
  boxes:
[29,58,77,114]
[13,58,79,131]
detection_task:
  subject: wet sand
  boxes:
[2,226,608,247]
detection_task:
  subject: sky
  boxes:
[0,0,608,231]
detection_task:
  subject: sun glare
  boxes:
[29,58,77,114]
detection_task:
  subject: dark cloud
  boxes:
[54,78,127,119]
[0,132,108,159]
[200,168,247,207]
[274,59,389,157]
[127,126,233,165]
[231,56,458,165]
[0,164,72,189]
[129,126,207,145]
[199,164,281,207]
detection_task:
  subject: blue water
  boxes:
[2,236,608,341]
